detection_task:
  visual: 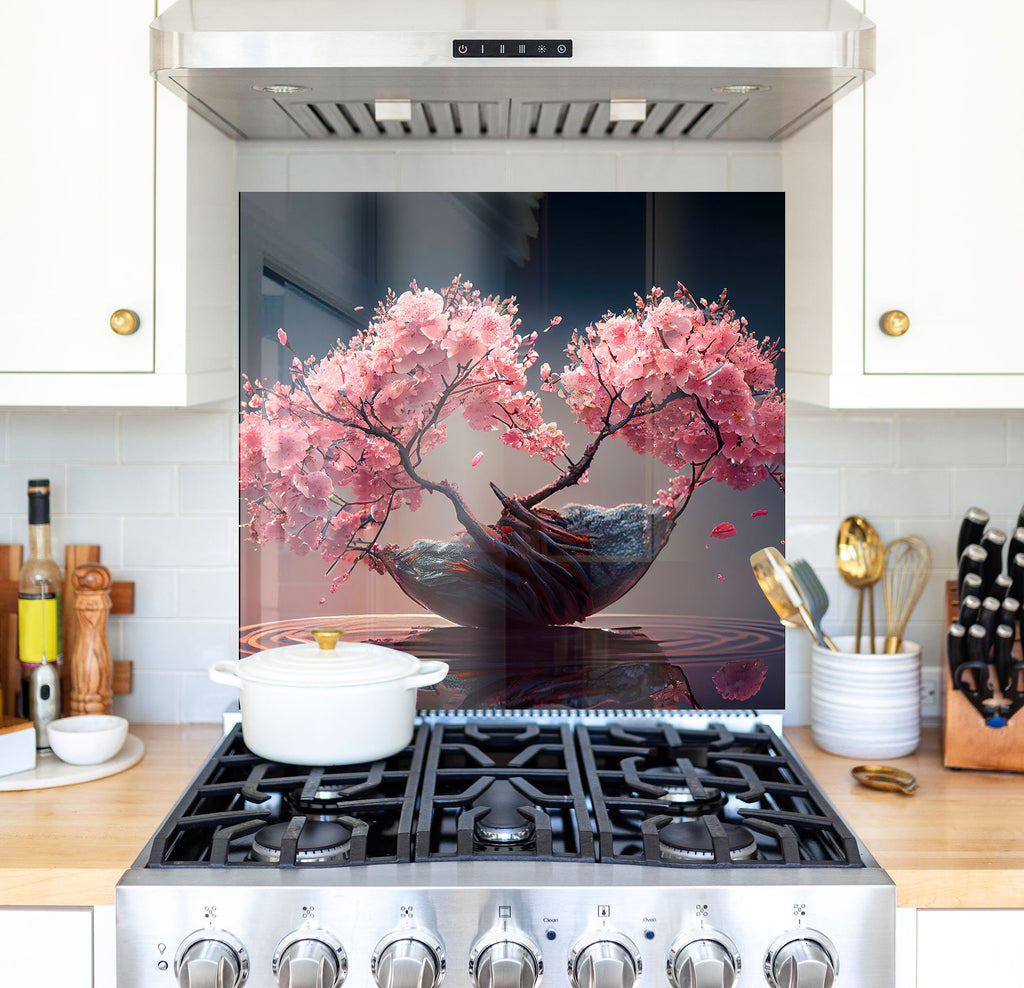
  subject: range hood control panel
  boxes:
[452,40,573,58]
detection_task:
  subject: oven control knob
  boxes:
[470,934,543,988]
[764,931,838,988]
[568,934,641,988]
[668,932,740,988]
[175,930,249,988]
[273,932,347,988]
[372,932,445,988]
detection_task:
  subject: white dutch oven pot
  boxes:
[209,629,448,765]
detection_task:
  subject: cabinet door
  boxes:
[0,907,94,987]
[863,0,1024,375]
[0,0,154,374]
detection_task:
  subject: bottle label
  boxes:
[18,594,62,667]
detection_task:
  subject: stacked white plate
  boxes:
[810,635,921,759]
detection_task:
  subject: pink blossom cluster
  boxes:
[543,286,784,516]
[240,278,565,580]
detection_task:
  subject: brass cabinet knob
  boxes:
[109,308,140,336]
[880,310,910,337]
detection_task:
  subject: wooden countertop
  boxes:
[1,725,1020,909]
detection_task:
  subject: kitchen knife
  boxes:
[997,595,1020,632]
[989,573,1014,603]
[960,572,983,602]
[946,623,966,690]
[980,528,1007,589]
[958,544,988,599]
[958,624,993,698]
[957,506,990,562]
[977,596,1002,651]
[1008,527,1024,569]
[957,593,982,629]
[1017,504,1024,535]
[994,623,1016,695]
[1011,552,1024,605]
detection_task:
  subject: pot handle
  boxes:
[209,660,243,689]
[406,660,449,691]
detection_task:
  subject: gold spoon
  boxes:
[750,547,836,650]
[836,516,886,653]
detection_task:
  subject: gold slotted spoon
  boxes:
[836,516,885,653]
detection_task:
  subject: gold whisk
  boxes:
[882,535,933,654]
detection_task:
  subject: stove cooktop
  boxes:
[143,719,864,871]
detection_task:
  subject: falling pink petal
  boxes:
[710,522,737,539]
[751,509,768,518]
[713,659,767,701]
[277,328,288,346]
[717,573,726,582]
[550,315,562,325]
[705,544,710,550]
[354,305,364,311]
[471,451,484,467]
[319,597,326,605]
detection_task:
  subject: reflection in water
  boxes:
[239,614,784,711]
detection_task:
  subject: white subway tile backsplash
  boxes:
[288,152,398,191]
[507,152,617,191]
[786,414,893,467]
[1008,416,1024,464]
[617,153,728,191]
[69,465,176,515]
[843,468,951,518]
[120,412,230,463]
[180,465,238,515]
[113,671,181,724]
[728,154,783,191]
[9,412,117,463]
[122,618,238,671]
[783,468,840,518]
[124,517,236,568]
[950,467,1024,521]
[118,568,179,619]
[43,516,124,568]
[397,152,508,190]
[178,569,239,620]
[898,413,1006,465]
[179,672,239,723]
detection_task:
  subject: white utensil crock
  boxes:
[209,638,448,765]
[810,635,921,759]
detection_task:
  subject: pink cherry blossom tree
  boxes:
[240,276,784,627]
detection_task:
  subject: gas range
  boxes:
[116,714,895,988]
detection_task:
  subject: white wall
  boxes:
[3,142,1017,724]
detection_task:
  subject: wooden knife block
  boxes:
[0,544,134,718]
[943,580,1024,772]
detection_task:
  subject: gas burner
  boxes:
[250,820,352,864]
[656,785,727,818]
[471,780,536,845]
[285,785,353,820]
[657,821,757,863]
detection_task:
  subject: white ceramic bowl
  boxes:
[47,715,129,765]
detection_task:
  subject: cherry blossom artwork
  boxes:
[237,191,786,711]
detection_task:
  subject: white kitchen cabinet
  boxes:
[0,0,236,407]
[784,0,1024,408]
[0,906,94,987]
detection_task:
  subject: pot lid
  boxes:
[237,633,423,687]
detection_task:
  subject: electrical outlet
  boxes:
[920,667,942,720]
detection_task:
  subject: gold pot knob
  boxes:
[311,627,343,650]
[880,310,910,337]
[109,308,140,336]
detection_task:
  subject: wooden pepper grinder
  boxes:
[69,564,113,715]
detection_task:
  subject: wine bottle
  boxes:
[18,479,62,716]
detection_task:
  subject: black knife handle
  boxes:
[989,573,1014,603]
[955,659,993,700]
[994,624,1016,695]
[965,623,992,687]
[957,507,990,562]
[1008,527,1024,569]
[946,623,967,689]
[958,544,988,599]
[980,529,1008,588]
[957,594,982,628]
[1011,552,1024,605]
[998,596,1020,632]
[960,572,983,604]
[978,596,1002,649]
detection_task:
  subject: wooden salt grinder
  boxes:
[69,564,113,715]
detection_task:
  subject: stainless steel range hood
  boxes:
[151,0,874,142]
